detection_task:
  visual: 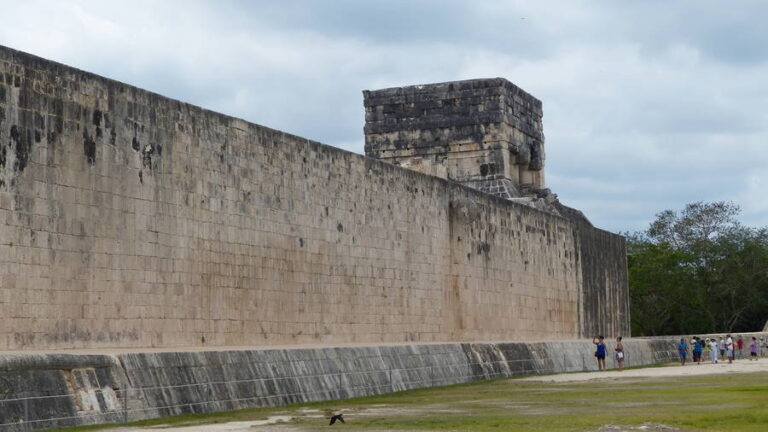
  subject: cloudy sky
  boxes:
[1,0,766,233]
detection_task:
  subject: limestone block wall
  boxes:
[445,191,581,340]
[576,220,631,338]
[0,45,627,350]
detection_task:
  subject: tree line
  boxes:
[626,201,768,336]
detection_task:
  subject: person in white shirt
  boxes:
[718,337,726,360]
[708,338,718,364]
[726,334,734,364]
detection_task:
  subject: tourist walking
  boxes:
[750,337,759,361]
[737,336,745,359]
[708,338,718,363]
[701,338,709,361]
[615,336,625,371]
[726,334,734,364]
[593,336,607,371]
[677,338,688,365]
[692,337,703,364]
[718,337,726,360]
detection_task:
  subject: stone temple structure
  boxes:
[0,45,629,351]
[364,78,563,213]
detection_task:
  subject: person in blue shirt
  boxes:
[693,336,703,364]
[677,338,688,365]
[593,335,607,371]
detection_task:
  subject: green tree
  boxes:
[628,202,768,335]
[628,242,698,335]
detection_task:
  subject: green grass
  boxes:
[47,367,768,432]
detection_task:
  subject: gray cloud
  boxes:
[1,0,765,233]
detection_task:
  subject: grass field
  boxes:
[87,366,768,432]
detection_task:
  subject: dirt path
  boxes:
[523,358,768,382]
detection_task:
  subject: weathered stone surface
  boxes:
[363,78,630,337]
[0,354,127,430]
[364,78,546,197]
[0,337,697,430]
[0,45,627,349]
[575,219,631,337]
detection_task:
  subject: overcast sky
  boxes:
[1,0,766,233]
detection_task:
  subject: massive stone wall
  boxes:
[0,45,627,350]
[575,219,631,338]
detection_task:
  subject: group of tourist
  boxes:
[676,334,766,365]
[592,336,624,371]
[590,334,766,372]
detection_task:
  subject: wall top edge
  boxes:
[6,332,764,366]
[363,77,542,107]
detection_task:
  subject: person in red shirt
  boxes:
[737,337,745,360]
